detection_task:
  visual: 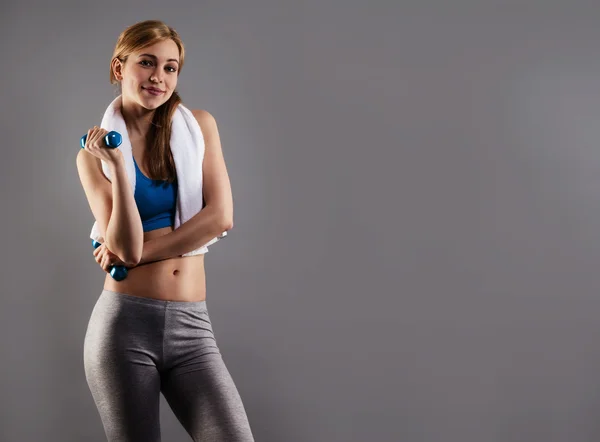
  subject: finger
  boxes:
[85,128,94,149]
[106,255,114,271]
[86,128,99,152]
[90,126,103,146]
[102,255,111,272]
[93,127,107,142]
[93,244,104,257]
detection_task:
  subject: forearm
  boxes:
[138,205,230,265]
[104,156,144,264]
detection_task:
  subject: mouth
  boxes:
[142,87,165,95]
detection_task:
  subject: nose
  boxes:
[151,68,164,83]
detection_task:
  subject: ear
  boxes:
[112,58,124,81]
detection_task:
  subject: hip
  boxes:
[84,289,217,371]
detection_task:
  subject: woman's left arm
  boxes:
[138,109,234,265]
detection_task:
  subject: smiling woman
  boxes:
[139,54,175,95]
[79,36,224,302]
[76,19,254,441]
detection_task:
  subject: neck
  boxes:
[120,94,156,139]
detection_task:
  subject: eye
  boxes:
[140,60,177,73]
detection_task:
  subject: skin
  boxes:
[91,39,232,301]
[94,39,181,274]
[112,39,180,138]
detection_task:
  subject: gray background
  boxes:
[2,0,600,441]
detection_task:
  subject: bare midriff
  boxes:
[103,225,207,302]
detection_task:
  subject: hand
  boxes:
[93,244,136,273]
[82,126,123,165]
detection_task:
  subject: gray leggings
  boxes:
[83,289,255,442]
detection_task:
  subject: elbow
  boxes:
[128,241,144,266]
[219,214,233,232]
[119,250,141,267]
[128,251,142,267]
[206,203,232,232]
[106,235,143,267]
[215,203,233,231]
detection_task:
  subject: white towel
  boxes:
[89,94,225,256]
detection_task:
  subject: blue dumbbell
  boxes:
[81,130,122,149]
[91,239,128,281]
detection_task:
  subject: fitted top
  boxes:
[133,155,178,232]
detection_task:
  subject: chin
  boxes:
[140,95,168,109]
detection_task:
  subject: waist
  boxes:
[103,254,206,302]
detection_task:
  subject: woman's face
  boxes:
[116,39,180,109]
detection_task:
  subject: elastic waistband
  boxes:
[100,289,207,311]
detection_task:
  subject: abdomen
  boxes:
[103,226,207,301]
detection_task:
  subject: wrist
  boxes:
[107,151,124,169]
[139,237,169,265]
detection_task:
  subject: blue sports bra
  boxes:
[133,155,178,232]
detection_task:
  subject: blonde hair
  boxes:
[110,19,186,183]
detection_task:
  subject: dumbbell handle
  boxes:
[81,131,122,149]
[91,240,128,281]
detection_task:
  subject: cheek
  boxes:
[122,74,138,87]
[125,69,143,83]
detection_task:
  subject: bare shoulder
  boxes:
[191,109,218,137]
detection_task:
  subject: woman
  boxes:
[76,20,254,441]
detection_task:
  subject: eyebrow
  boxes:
[138,53,180,64]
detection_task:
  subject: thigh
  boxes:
[160,305,254,441]
[161,352,254,442]
[84,353,162,441]
[83,291,165,441]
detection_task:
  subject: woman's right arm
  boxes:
[76,149,144,265]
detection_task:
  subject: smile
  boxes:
[143,87,164,96]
